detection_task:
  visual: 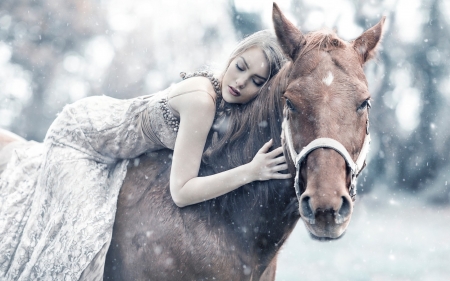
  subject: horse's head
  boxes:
[272,4,385,239]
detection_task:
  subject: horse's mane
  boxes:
[198,63,294,216]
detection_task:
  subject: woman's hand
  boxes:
[249,139,292,181]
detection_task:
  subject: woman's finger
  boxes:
[271,172,292,179]
[272,164,289,172]
[257,139,273,154]
[267,146,284,158]
[271,155,286,165]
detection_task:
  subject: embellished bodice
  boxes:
[141,88,179,151]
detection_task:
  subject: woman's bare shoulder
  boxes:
[169,76,217,100]
[168,77,217,116]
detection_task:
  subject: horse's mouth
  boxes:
[301,211,351,240]
[308,230,346,242]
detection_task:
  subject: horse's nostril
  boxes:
[300,196,315,225]
[335,196,351,224]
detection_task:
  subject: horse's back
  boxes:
[105,150,252,280]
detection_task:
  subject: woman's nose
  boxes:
[236,78,246,89]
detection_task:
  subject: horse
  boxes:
[102,4,385,281]
[0,4,385,281]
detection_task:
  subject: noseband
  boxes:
[282,115,371,202]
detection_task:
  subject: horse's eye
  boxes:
[358,99,371,111]
[286,99,295,111]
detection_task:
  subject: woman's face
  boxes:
[221,47,270,104]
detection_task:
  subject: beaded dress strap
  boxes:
[180,71,222,97]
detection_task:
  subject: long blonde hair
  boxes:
[202,30,287,166]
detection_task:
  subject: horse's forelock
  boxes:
[299,30,346,58]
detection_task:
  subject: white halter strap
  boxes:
[282,118,371,201]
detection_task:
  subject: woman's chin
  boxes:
[221,92,235,104]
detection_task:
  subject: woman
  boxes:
[0,30,289,280]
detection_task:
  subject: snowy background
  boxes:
[1,0,449,280]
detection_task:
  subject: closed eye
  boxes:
[236,63,244,71]
[253,78,265,87]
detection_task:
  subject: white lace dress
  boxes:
[0,88,177,280]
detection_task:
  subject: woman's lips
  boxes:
[228,86,240,97]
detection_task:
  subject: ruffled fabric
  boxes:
[0,88,176,280]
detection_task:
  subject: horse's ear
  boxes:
[272,2,305,61]
[352,17,386,64]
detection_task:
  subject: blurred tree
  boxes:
[359,0,450,201]
[0,0,108,141]
[229,1,262,39]
[0,0,234,141]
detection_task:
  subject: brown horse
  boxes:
[0,4,385,281]
[103,4,385,281]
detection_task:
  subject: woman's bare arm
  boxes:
[168,90,290,208]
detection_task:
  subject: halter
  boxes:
[282,113,371,202]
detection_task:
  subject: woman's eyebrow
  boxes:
[240,56,268,81]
